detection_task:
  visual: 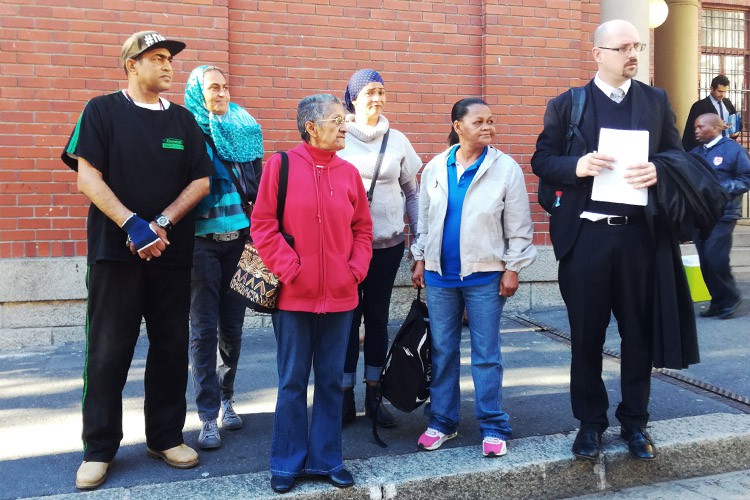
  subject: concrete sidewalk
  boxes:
[573,469,750,499]
[1,282,748,499]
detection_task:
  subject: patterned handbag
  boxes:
[229,151,292,313]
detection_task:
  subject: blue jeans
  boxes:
[189,237,247,422]
[270,309,353,477]
[424,275,512,440]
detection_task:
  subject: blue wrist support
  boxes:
[122,215,159,251]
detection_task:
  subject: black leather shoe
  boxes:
[572,428,601,460]
[699,307,721,318]
[328,468,354,488]
[718,299,742,320]
[270,475,295,493]
[342,388,356,425]
[621,427,656,461]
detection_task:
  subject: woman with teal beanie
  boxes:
[184,65,263,450]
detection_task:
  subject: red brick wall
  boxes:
[1,0,605,258]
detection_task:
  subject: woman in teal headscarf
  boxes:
[184,65,263,450]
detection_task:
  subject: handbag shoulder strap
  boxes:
[277,151,289,228]
[206,138,254,206]
[367,130,390,205]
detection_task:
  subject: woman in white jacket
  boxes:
[411,97,536,458]
[338,69,422,428]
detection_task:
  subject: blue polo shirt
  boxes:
[425,145,500,288]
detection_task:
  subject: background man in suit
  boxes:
[682,75,741,151]
[690,113,750,319]
[532,19,689,462]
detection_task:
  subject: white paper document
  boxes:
[591,128,649,206]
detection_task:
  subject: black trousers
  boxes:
[83,261,191,462]
[695,219,740,310]
[558,220,654,432]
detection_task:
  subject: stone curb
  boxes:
[33,413,750,500]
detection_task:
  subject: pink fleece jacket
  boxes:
[251,143,373,313]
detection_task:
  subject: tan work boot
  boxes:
[75,461,109,490]
[146,443,199,469]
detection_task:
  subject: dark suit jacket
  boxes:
[531,79,683,261]
[531,79,699,369]
[681,96,737,151]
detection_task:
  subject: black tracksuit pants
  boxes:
[82,261,191,462]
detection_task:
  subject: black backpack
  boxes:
[373,289,431,447]
[538,87,587,213]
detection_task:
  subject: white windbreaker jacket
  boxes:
[410,145,537,276]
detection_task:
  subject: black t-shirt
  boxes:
[61,91,214,266]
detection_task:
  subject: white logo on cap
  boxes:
[143,33,166,47]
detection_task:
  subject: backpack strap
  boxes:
[565,87,587,155]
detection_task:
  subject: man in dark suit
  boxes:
[682,74,740,151]
[531,19,688,462]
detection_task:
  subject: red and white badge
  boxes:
[713,156,723,166]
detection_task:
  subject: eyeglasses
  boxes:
[318,115,346,126]
[597,43,647,54]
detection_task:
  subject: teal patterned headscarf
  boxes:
[185,65,264,163]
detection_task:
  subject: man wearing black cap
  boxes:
[62,30,213,490]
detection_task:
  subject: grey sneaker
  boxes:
[198,420,221,449]
[220,400,243,430]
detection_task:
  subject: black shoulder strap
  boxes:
[277,151,289,228]
[207,138,254,207]
[565,87,587,155]
[226,162,252,205]
[367,130,390,206]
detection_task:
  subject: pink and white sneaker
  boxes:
[482,437,507,457]
[417,428,458,451]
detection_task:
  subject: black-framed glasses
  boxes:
[318,116,346,126]
[597,43,647,54]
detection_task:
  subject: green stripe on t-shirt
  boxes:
[66,111,84,156]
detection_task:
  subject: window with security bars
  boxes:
[701,8,749,216]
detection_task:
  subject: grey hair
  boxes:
[297,94,342,142]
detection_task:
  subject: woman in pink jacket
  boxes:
[251,94,373,494]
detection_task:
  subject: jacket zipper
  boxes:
[315,166,325,313]
[457,155,491,280]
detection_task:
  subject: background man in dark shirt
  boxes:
[61,31,213,490]
[690,113,750,319]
